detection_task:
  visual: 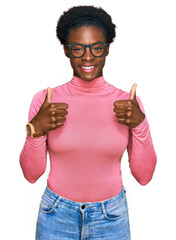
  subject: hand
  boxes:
[31,87,69,137]
[113,84,145,128]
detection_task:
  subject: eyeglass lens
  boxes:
[70,43,106,57]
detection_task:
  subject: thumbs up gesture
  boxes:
[30,87,69,137]
[113,84,145,128]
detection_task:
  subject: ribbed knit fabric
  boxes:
[20,76,157,202]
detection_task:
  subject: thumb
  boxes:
[129,83,137,100]
[44,87,52,103]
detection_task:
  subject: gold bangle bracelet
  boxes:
[27,121,36,138]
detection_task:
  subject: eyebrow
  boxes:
[68,41,105,45]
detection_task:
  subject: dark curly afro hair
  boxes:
[56,6,116,45]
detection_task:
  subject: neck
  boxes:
[67,75,115,95]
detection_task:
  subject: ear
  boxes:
[63,45,70,58]
[105,43,110,56]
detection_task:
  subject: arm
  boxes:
[19,90,47,183]
[127,96,157,185]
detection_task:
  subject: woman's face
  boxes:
[64,25,110,81]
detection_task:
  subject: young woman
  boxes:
[20,5,157,240]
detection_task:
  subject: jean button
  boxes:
[81,205,85,209]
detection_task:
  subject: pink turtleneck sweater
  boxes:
[20,76,157,202]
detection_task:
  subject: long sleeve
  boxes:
[127,96,157,185]
[19,90,47,183]
[19,75,157,202]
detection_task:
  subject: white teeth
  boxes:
[81,66,94,69]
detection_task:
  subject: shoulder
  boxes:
[28,88,48,119]
[111,85,130,100]
[113,85,143,102]
[112,85,145,111]
[31,80,67,104]
[31,88,47,107]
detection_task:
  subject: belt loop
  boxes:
[101,202,107,216]
[123,185,126,193]
[53,195,61,208]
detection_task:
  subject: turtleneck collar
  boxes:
[67,75,116,95]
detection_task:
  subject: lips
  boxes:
[80,65,96,73]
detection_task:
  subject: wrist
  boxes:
[132,114,146,130]
[140,112,145,124]
[27,119,46,138]
[26,121,36,138]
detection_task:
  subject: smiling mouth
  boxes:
[80,65,96,72]
[81,65,95,69]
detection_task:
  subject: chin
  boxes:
[77,72,102,82]
[82,76,95,81]
[73,65,103,81]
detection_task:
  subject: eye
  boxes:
[71,44,84,53]
[93,46,103,51]
[73,47,82,52]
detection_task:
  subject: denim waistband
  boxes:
[43,186,126,208]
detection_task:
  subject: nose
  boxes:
[82,46,94,61]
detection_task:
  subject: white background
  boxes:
[1,0,176,239]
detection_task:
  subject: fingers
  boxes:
[43,87,52,104]
[45,101,68,131]
[114,106,131,114]
[51,109,68,117]
[115,111,131,118]
[113,100,132,114]
[129,83,137,100]
[116,118,127,125]
[49,107,68,131]
[47,87,52,103]
[50,116,66,123]
[49,116,66,130]
[114,100,130,107]
[50,102,69,110]
[115,109,132,126]
[113,100,133,127]
[113,84,139,128]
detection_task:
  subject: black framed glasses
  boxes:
[66,41,108,58]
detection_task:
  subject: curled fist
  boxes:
[113,84,145,128]
[31,87,69,137]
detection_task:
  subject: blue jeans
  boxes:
[35,186,131,239]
